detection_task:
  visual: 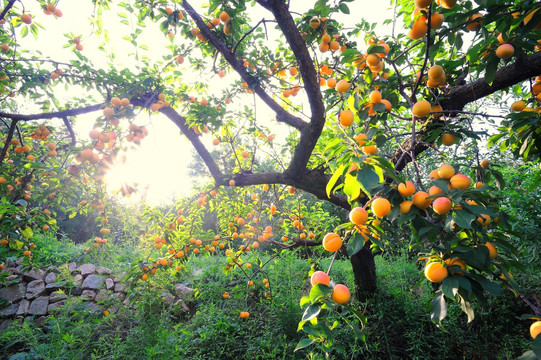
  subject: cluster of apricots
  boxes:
[509,76,541,113]
[149,93,170,113]
[42,3,63,17]
[310,270,351,305]
[189,9,231,42]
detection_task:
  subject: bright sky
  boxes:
[14,0,397,205]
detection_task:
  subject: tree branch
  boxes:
[182,0,307,131]
[261,0,327,178]
[0,103,105,121]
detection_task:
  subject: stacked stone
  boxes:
[0,261,193,330]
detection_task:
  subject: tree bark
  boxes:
[350,244,377,301]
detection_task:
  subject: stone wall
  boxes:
[0,260,193,329]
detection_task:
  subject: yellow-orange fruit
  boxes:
[432,196,452,215]
[465,14,482,31]
[400,200,413,214]
[428,65,444,80]
[484,241,497,259]
[369,90,382,103]
[450,174,471,190]
[332,284,351,304]
[398,181,415,197]
[438,164,455,179]
[362,145,377,155]
[424,262,448,283]
[349,207,368,225]
[322,233,342,252]
[371,198,391,217]
[429,185,443,197]
[380,99,392,111]
[413,191,431,209]
[412,100,431,117]
[311,271,330,286]
[510,100,526,112]
[480,159,489,168]
[355,133,368,147]
[445,257,466,274]
[495,44,514,59]
[530,321,541,339]
[309,17,321,29]
[429,169,440,180]
[339,110,354,127]
[414,0,433,8]
[478,214,491,227]
[439,0,456,9]
[335,80,350,94]
[430,13,444,29]
[441,133,456,146]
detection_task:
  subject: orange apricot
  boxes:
[413,191,431,209]
[322,233,342,252]
[371,198,391,217]
[398,181,415,197]
[424,262,448,283]
[332,284,351,304]
[349,207,368,225]
[432,196,452,215]
[311,271,330,286]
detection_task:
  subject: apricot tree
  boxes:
[1,0,541,354]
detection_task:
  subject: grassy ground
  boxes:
[0,239,536,360]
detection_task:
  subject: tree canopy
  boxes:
[1,0,541,356]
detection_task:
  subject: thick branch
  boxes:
[227,168,350,209]
[442,52,541,110]
[393,52,541,171]
[182,0,307,131]
[262,0,327,178]
[0,119,17,163]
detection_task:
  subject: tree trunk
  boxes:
[350,244,377,302]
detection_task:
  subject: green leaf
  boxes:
[357,165,380,196]
[302,304,321,321]
[347,233,365,256]
[484,54,499,85]
[430,292,447,323]
[309,284,332,303]
[459,295,475,323]
[452,210,476,229]
[442,276,459,299]
[21,227,33,238]
[9,240,24,250]
[294,338,315,352]
[344,173,361,201]
[337,3,350,14]
[326,164,346,198]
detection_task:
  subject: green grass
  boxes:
[0,250,534,360]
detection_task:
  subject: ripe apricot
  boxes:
[219,11,229,23]
[335,80,350,94]
[496,44,514,59]
[450,174,471,190]
[332,284,351,304]
[412,100,431,117]
[441,133,456,147]
[371,198,391,217]
[439,0,456,9]
[414,0,432,7]
[438,163,455,179]
[339,110,354,127]
[309,17,321,29]
[429,185,443,197]
[430,13,444,29]
[409,17,428,40]
[398,181,415,197]
[432,196,452,215]
[323,233,342,252]
[400,200,413,214]
[103,107,114,118]
[362,145,377,155]
[355,133,368,147]
[445,257,466,274]
[20,14,32,24]
[466,14,482,31]
[366,54,380,67]
[484,241,497,259]
[424,262,448,283]
[530,321,541,339]
[380,99,392,111]
[413,191,431,209]
[311,271,330,286]
[478,214,491,227]
[480,159,489,168]
[429,169,440,180]
[369,90,382,103]
[349,207,368,225]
